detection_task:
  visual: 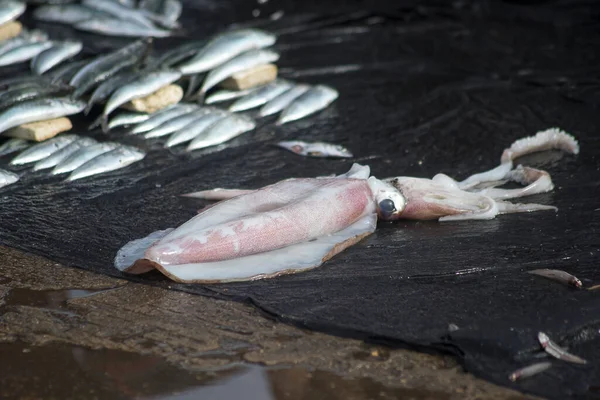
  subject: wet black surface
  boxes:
[0,340,435,400]
[1,1,600,399]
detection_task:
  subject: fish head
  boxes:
[367,177,406,221]
[250,29,277,47]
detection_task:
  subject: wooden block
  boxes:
[123,84,183,113]
[4,117,72,142]
[220,63,278,90]
[0,21,22,41]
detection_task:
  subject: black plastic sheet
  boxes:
[1,1,600,399]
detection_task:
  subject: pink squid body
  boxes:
[144,178,375,266]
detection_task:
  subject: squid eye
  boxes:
[378,199,396,219]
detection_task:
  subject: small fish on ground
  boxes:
[204,87,256,104]
[538,332,587,364]
[276,141,353,158]
[165,109,228,148]
[0,41,54,67]
[10,134,79,165]
[0,1,26,26]
[229,79,293,112]
[33,4,112,25]
[31,41,83,75]
[143,108,210,139]
[0,138,28,157]
[74,18,172,38]
[67,145,146,181]
[186,114,255,151]
[277,85,339,125]
[508,361,552,382]
[130,103,199,134]
[52,142,120,175]
[32,137,97,171]
[528,269,583,288]
[0,169,19,189]
[108,112,149,130]
[0,97,85,134]
[259,84,310,117]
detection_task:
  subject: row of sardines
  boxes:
[0,0,343,190]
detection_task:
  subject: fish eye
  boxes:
[378,199,396,217]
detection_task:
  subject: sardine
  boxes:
[259,84,310,117]
[47,59,88,83]
[82,0,156,29]
[276,141,353,158]
[10,134,79,165]
[52,141,120,175]
[229,79,292,112]
[144,108,211,139]
[277,85,338,125]
[152,40,205,68]
[102,70,182,128]
[0,138,29,157]
[0,169,19,189]
[159,0,181,28]
[130,103,199,134]
[31,41,83,75]
[69,39,151,98]
[33,137,97,171]
[33,4,111,24]
[108,112,149,130]
[67,145,146,181]
[178,29,276,75]
[508,362,552,382]
[0,41,54,67]
[165,110,228,148]
[199,49,280,98]
[85,70,140,115]
[75,18,172,38]
[0,98,86,134]
[528,269,583,289]
[0,30,48,57]
[205,87,256,104]
[186,114,255,151]
[0,1,26,26]
[0,84,72,111]
[538,332,587,364]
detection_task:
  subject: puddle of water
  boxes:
[0,341,449,400]
[2,287,117,312]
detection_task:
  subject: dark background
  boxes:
[1,1,599,399]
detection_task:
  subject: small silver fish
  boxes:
[165,110,228,148]
[0,30,48,57]
[0,1,26,26]
[82,0,156,28]
[508,361,552,382]
[52,141,120,175]
[259,84,310,117]
[0,84,72,110]
[33,4,112,24]
[31,41,83,75]
[204,87,256,104]
[276,141,353,158]
[0,138,29,157]
[33,137,97,171]
[86,70,141,115]
[178,29,276,75]
[538,332,587,364]
[75,18,172,38]
[108,112,150,130]
[199,49,280,97]
[0,169,19,189]
[10,134,79,165]
[67,145,146,181]
[528,269,582,288]
[0,98,86,134]
[144,109,211,139]
[103,70,182,126]
[130,103,199,134]
[277,85,339,125]
[229,80,293,112]
[47,59,88,83]
[186,114,255,151]
[0,41,54,67]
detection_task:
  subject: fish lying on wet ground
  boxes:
[186,113,255,151]
[0,168,19,189]
[32,137,97,171]
[0,138,28,157]
[31,41,82,75]
[508,362,552,382]
[10,134,79,165]
[538,332,587,364]
[52,141,120,175]
[107,112,149,130]
[67,145,146,181]
[528,269,583,288]
[276,140,353,158]
[0,98,85,134]
[259,84,310,117]
[276,85,338,125]
[229,79,292,112]
[33,0,183,37]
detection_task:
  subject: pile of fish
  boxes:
[0,135,146,182]
[33,0,182,38]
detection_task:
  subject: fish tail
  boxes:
[84,101,94,116]
[101,116,109,133]
[88,114,103,130]
[72,86,86,99]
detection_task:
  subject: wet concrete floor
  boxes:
[0,246,537,400]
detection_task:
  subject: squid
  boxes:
[114,128,579,283]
